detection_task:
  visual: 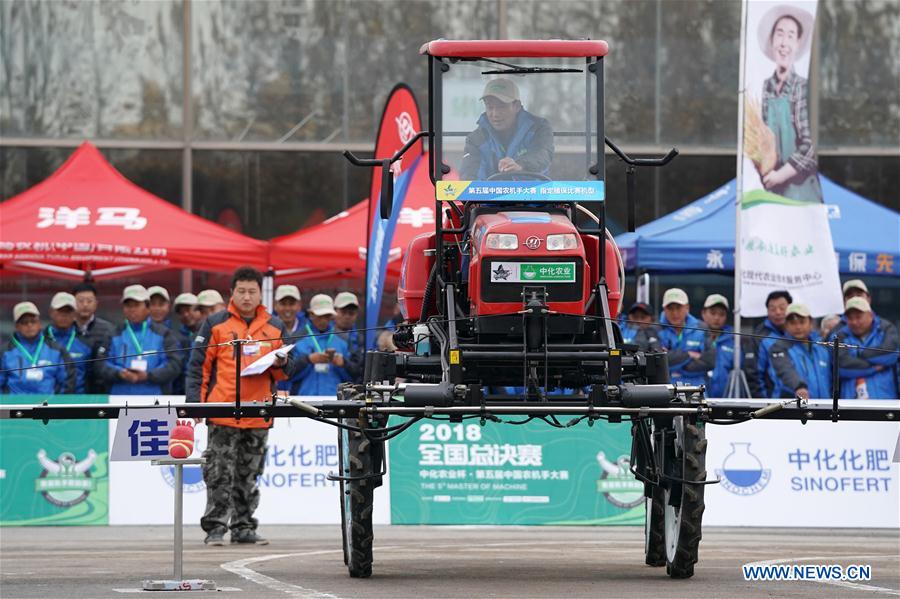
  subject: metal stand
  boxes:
[143,457,216,592]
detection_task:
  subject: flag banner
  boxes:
[739,0,842,317]
[365,84,424,347]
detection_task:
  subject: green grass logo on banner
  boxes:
[0,395,109,526]
[389,419,644,525]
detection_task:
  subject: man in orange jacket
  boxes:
[186,266,297,546]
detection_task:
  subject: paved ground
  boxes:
[1,525,898,598]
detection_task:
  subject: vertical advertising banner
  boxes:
[365,84,424,346]
[739,0,843,317]
[389,419,643,526]
[0,395,109,526]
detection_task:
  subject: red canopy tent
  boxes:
[269,152,436,281]
[0,142,268,280]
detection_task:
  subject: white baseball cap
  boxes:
[844,297,872,314]
[275,285,301,302]
[662,288,689,307]
[121,284,150,303]
[50,292,77,310]
[842,279,869,295]
[13,301,40,322]
[334,291,360,309]
[147,285,170,301]
[197,289,225,307]
[703,294,729,309]
[173,292,199,308]
[308,294,336,317]
[786,303,811,318]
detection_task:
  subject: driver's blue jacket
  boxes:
[459,110,554,180]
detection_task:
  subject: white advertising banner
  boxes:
[705,417,900,528]
[739,0,843,317]
[107,396,390,525]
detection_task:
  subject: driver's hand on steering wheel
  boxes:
[497,157,523,172]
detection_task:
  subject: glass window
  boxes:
[192,150,370,240]
[440,57,598,182]
[0,0,184,140]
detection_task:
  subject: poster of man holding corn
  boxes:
[737,0,843,318]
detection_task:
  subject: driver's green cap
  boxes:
[481,78,519,104]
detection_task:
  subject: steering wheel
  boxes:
[486,171,552,182]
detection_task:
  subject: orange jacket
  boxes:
[186,301,295,428]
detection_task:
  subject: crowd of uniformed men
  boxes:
[1,276,896,400]
[619,280,898,399]
[0,279,399,399]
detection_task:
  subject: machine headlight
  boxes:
[546,233,578,251]
[485,233,518,250]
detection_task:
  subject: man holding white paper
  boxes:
[186,266,297,546]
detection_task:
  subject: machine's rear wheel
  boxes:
[663,417,707,579]
[339,417,376,578]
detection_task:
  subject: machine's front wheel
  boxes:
[644,483,666,567]
[663,417,707,579]
[339,418,377,578]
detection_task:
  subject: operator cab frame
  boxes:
[419,40,613,327]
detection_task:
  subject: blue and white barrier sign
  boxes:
[437,180,605,203]
[704,417,899,528]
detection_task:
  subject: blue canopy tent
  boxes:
[616,176,899,277]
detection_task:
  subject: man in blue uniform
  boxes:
[769,303,830,399]
[274,285,309,394]
[831,297,898,399]
[96,285,183,395]
[618,302,658,350]
[292,294,351,396]
[744,290,792,398]
[334,291,364,383]
[0,302,74,395]
[656,288,708,387]
[700,294,733,397]
[45,292,92,394]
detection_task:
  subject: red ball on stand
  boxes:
[168,419,195,459]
